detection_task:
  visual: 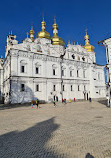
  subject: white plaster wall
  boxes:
[3,37,106,104]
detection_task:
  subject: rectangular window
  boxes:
[78,85,80,91]
[21,66,24,73]
[77,70,79,77]
[70,71,72,77]
[53,69,55,75]
[83,71,84,78]
[36,85,39,91]
[36,67,39,74]
[62,70,64,76]
[21,84,25,91]
[71,85,73,91]
[63,85,65,91]
[98,73,100,80]
[53,85,56,91]
[84,85,86,91]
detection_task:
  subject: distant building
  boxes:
[0,56,3,102]
[99,38,111,107]
[0,18,106,104]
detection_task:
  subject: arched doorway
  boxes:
[87,93,88,100]
[84,92,86,100]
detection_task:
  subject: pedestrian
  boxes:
[74,98,75,102]
[64,98,66,104]
[90,97,92,102]
[89,97,92,102]
[31,100,33,108]
[53,99,56,107]
[36,99,39,109]
[63,98,65,105]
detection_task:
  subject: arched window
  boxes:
[69,66,74,77]
[72,54,75,59]
[62,66,66,76]
[37,45,42,52]
[78,56,80,60]
[83,70,86,78]
[77,70,79,77]
[71,85,73,91]
[78,85,80,91]
[35,62,41,74]
[52,64,57,76]
[82,56,85,61]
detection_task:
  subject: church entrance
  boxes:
[53,95,56,101]
[84,93,86,100]
[87,93,89,100]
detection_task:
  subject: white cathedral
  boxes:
[0,18,106,104]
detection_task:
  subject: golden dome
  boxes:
[84,34,89,40]
[52,23,58,30]
[52,36,65,46]
[30,26,35,42]
[51,19,65,46]
[83,44,95,52]
[83,31,95,52]
[37,18,51,39]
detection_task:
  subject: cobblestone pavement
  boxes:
[0,101,111,158]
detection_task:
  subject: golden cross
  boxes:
[26,32,29,38]
[54,16,56,23]
[85,28,88,34]
[42,12,44,21]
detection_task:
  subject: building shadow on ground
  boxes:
[0,117,65,158]
[85,153,94,158]
[98,99,107,106]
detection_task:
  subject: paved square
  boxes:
[0,101,111,158]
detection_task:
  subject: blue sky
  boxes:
[0,0,111,69]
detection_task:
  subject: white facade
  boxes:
[0,57,4,101]
[0,29,106,104]
[99,38,111,107]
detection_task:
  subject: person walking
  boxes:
[31,100,33,108]
[36,99,39,109]
[53,99,56,107]
[89,97,92,102]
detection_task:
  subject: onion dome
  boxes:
[83,30,95,52]
[51,18,65,46]
[30,26,35,42]
[37,18,51,39]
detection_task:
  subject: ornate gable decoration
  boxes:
[37,45,42,52]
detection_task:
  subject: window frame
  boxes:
[36,84,39,92]
[77,70,79,77]
[53,69,56,76]
[21,84,25,92]
[21,65,25,73]
[71,85,73,91]
[53,85,56,91]
[36,67,39,74]
[70,70,72,77]
[62,69,64,76]
[63,85,65,91]
[78,85,80,91]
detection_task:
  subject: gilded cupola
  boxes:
[51,18,65,46]
[30,26,35,42]
[83,29,95,52]
[37,18,51,39]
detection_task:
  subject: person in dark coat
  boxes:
[36,99,39,109]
